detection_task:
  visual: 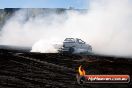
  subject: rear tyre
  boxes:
[69,47,74,54]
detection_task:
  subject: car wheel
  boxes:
[69,47,74,54]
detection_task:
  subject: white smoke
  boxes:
[0,0,132,56]
[31,39,63,53]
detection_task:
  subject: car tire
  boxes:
[69,47,74,54]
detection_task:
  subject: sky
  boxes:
[0,0,88,9]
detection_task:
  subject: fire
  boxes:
[78,65,86,76]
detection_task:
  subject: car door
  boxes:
[78,39,85,48]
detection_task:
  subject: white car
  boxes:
[59,38,92,54]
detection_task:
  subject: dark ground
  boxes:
[0,49,132,88]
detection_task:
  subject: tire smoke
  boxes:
[0,0,132,57]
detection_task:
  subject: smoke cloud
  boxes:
[0,0,132,56]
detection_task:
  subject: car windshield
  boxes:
[77,39,85,44]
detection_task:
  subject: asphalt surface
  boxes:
[0,49,132,88]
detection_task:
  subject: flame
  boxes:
[78,65,86,76]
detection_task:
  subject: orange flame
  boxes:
[78,65,86,76]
